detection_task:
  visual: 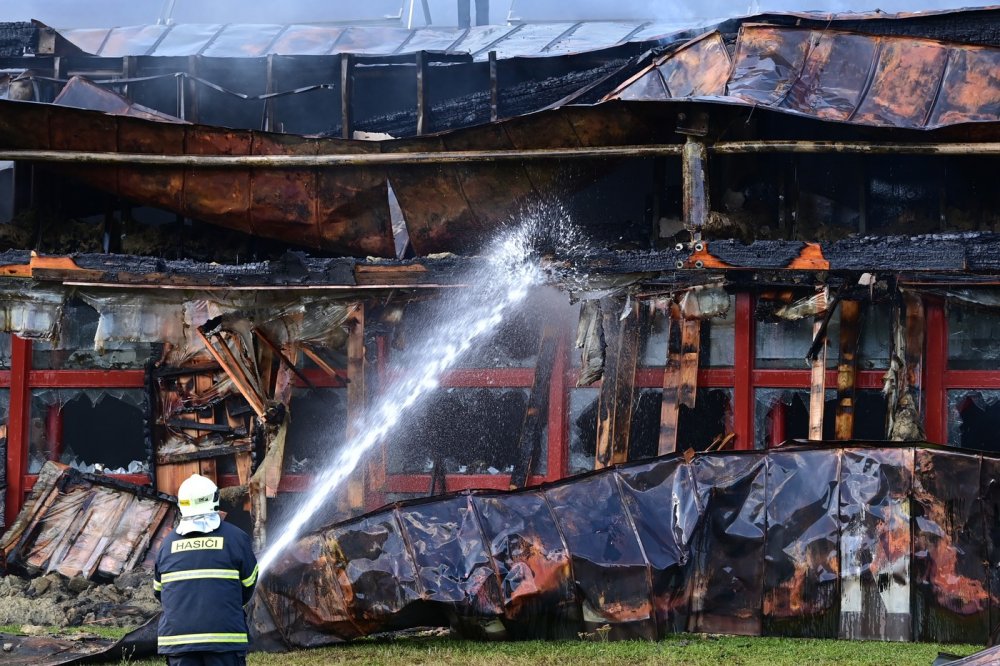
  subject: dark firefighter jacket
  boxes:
[153,519,259,654]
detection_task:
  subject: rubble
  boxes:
[0,570,158,628]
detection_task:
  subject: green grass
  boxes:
[114,635,982,666]
[0,623,132,640]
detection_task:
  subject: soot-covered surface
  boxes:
[255,442,999,647]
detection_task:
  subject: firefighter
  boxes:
[153,473,258,666]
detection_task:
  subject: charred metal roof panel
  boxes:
[606,24,1000,129]
[199,23,285,58]
[331,25,414,54]
[58,26,110,55]
[98,24,168,57]
[150,23,223,57]
[482,22,580,58]
[396,27,467,54]
[56,21,667,60]
[269,24,346,55]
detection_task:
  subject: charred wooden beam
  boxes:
[678,317,700,410]
[682,136,709,240]
[595,297,643,469]
[0,144,685,166]
[253,327,316,390]
[488,50,499,123]
[164,419,246,435]
[510,325,559,489]
[835,300,862,440]
[659,308,700,456]
[657,303,681,455]
[157,442,253,465]
[195,374,220,483]
[808,316,826,441]
[195,327,267,418]
[416,51,428,136]
[346,304,366,511]
[340,54,352,140]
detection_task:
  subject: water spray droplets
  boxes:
[257,218,555,574]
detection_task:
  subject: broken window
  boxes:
[27,388,148,474]
[641,300,735,367]
[755,301,890,370]
[754,389,888,448]
[947,303,1000,370]
[283,388,348,473]
[948,390,1000,452]
[32,298,155,370]
[0,332,10,367]
[629,388,734,459]
[570,387,734,473]
[756,313,840,369]
[387,388,534,476]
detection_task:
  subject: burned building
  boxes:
[1,3,1000,650]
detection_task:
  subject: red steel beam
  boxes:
[5,336,31,526]
[925,300,947,444]
[733,293,754,450]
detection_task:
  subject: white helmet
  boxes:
[176,474,219,518]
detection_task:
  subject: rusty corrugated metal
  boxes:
[607,25,1000,130]
[0,98,397,257]
[0,462,176,580]
[255,443,998,646]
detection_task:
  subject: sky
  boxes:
[0,0,993,28]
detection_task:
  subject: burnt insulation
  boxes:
[0,22,36,58]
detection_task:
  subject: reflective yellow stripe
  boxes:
[153,580,163,592]
[158,632,248,646]
[160,568,240,584]
[242,565,259,587]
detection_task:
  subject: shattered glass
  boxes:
[948,303,1000,370]
[756,313,839,369]
[640,302,735,367]
[754,300,890,371]
[754,389,888,448]
[387,388,535,475]
[283,388,348,473]
[571,387,734,471]
[27,389,147,474]
[948,390,1000,451]
[32,298,155,369]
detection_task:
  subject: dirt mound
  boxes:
[0,571,159,629]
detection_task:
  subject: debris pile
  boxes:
[0,570,158,629]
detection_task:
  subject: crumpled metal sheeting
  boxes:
[607,24,1000,130]
[258,444,1000,647]
[0,462,176,580]
[0,632,117,666]
[911,449,989,643]
[762,450,840,638]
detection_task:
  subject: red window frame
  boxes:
[923,297,1000,446]
[4,336,147,526]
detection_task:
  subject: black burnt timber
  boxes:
[163,419,246,436]
[572,233,1000,275]
[509,325,559,489]
[156,442,252,465]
